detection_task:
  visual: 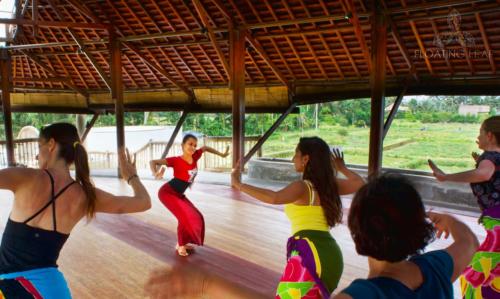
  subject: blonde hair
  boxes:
[483,116,500,146]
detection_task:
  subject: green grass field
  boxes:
[261,120,480,173]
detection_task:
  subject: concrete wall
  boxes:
[248,158,479,214]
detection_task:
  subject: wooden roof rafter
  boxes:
[192,0,230,80]
[47,0,111,90]
[475,13,496,74]
[342,0,372,71]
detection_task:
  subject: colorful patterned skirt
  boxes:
[461,206,500,298]
[276,230,343,299]
[158,183,205,246]
[0,267,71,298]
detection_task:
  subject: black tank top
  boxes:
[0,170,76,274]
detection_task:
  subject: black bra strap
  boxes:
[24,170,76,231]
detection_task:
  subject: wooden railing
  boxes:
[0,136,262,171]
[88,136,262,171]
[0,138,39,167]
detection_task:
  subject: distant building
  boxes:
[458,104,490,116]
[384,103,409,112]
[85,126,182,153]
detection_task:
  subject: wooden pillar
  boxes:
[367,3,387,178]
[230,28,246,183]
[1,49,15,167]
[161,110,188,159]
[110,33,124,176]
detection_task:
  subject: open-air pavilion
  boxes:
[0,0,499,297]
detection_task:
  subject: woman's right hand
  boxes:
[471,151,480,162]
[154,167,166,180]
[427,211,452,239]
[428,159,447,181]
[119,148,137,181]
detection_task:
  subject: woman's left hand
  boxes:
[118,147,137,181]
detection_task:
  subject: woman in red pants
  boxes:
[150,134,229,256]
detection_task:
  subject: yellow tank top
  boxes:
[283,180,329,235]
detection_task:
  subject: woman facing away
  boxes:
[149,134,229,256]
[428,115,500,298]
[0,123,151,298]
[333,175,478,299]
[232,137,365,299]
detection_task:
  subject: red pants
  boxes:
[158,183,205,246]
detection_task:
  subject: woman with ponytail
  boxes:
[232,137,365,299]
[0,123,151,298]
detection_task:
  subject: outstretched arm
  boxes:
[331,148,365,195]
[96,148,151,213]
[232,170,306,205]
[0,167,39,193]
[201,145,230,158]
[428,159,494,183]
[149,158,168,178]
[427,212,479,281]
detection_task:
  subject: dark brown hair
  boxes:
[348,174,435,262]
[182,134,197,144]
[297,137,342,227]
[483,116,500,146]
[40,123,96,218]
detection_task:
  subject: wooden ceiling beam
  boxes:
[343,0,371,71]
[0,18,110,29]
[47,0,111,90]
[192,0,230,79]
[246,35,290,88]
[124,43,192,98]
[476,13,496,74]
[66,0,99,23]
[20,49,88,97]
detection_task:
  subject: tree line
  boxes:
[0,96,498,139]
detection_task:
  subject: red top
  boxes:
[165,149,204,183]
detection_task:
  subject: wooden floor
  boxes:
[0,177,485,298]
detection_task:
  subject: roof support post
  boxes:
[110,33,125,177]
[0,49,15,166]
[230,28,246,183]
[383,85,408,140]
[368,2,387,178]
[81,113,100,142]
[161,110,189,159]
[243,102,297,165]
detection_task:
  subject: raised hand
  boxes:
[428,159,447,181]
[331,147,347,171]
[427,211,451,239]
[471,151,480,162]
[118,147,137,181]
